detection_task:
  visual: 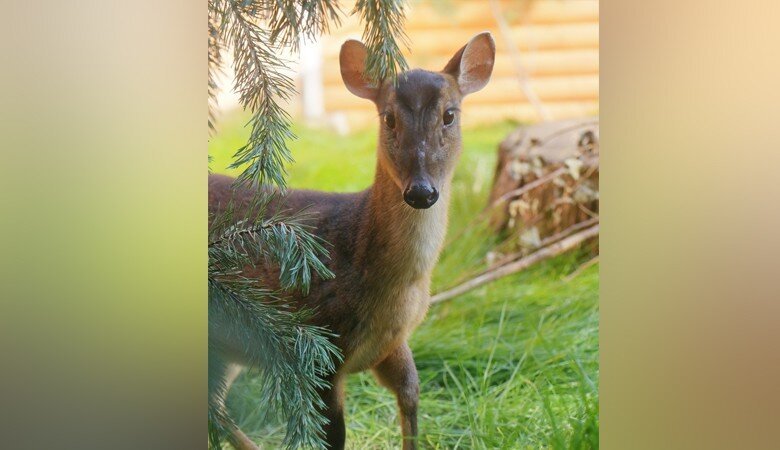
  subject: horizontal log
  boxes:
[323,74,599,110]
[472,75,599,103]
[457,101,599,124]
[324,0,598,36]
[406,0,599,28]
[322,101,600,129]
[321,49,599,84]
[322,22,599,57]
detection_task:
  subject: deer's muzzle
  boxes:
[403,179,439,209]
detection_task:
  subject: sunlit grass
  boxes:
[210,111,598,449]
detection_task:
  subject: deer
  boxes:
[209,32,495,450]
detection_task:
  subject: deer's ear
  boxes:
[443,32,496,96]
[340,40,379,101]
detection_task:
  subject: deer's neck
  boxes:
[361,162,450,284]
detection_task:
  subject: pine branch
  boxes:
[353,0,410,83]
[222,0,298,189]
[208,196,334,292]
[207,193,338,449]
[266,0,342,50]
[207,195,337,448]
[208,276,341,449]
[215,0,406,187]
[208,6,223,133]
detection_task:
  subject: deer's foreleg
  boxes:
[319,375,346,450]
[372,342,420,450]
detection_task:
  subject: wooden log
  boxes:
[487,118,599,252]
[323,0,599,37]
[321,48,599,84]
[323,74,599,110]
[405,0,599,29]
[325,102,600,129]
[487,217,599,269]
[458,102,599,125]
[323,22,599,57]
[474,75,599,102]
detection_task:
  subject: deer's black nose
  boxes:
[404,182,439,209]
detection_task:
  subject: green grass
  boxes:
[210,111,599,449]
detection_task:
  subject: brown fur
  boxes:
[210,32,496,450]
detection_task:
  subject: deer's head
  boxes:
[340,32,495,209]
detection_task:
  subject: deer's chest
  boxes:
[340,281,430,374]
[337,202,446,374]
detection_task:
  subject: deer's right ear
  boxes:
[340,40,379,101]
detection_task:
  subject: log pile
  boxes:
[488,118,599,252]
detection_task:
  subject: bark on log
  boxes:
[488,118,599,257]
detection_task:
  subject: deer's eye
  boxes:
[384,112,396,130]
[443,109,456,126]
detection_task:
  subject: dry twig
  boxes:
[431,224,599,304]
[489,216,599,269]
[563,255,599,283]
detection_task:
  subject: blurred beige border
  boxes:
[602,0,780,448]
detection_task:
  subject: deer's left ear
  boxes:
[443,32,496,96]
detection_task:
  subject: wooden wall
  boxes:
[316,0,599,129]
